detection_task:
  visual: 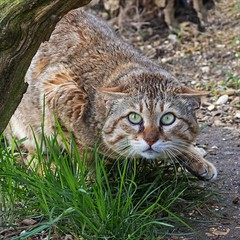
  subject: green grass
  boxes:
[221,69,240,90]
[0,127,217,239]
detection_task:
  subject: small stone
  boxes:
[201,116,210,121]
[153,40,161,47]
[191,80,196,85]
[180,52,185,57]
[201,98,211,106]
[214,69,222,76]
[161,58,168,63]
[232,96,240,105]
[214,119,225,126]
[216,44,225,48]
[208,149,217,155]
[197,144,208,149]
[195,147,208,157]
[212,146,218,149]
[167,34,178,42]
[20,230,27,236]
[206,232,215,237]
[232,196,239,204]
[226,88,235,96]
[201,66,210,73]
[208,104,216,111]
[101,12,109,20]
[216,95,229,105]
[212,110,222,117]
[234,111,240,119]
[147,27,153,35]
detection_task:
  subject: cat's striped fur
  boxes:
[6,9,217,180]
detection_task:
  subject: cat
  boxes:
[5,8,217,181]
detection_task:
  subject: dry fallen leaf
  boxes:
[19,218,37,226]
[210,228,230,236]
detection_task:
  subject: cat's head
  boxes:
[98,72,208,160]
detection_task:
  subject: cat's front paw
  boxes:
[184,160,217,181]
[180,147,217,181]
[196,161,217,181]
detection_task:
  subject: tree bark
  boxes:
[0,0,91,134]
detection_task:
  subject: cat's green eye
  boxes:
[128,112,143,125]
[160,113,176,126]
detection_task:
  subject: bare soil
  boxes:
[190,126,240,240]
[166,126,240,240]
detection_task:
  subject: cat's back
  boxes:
[46,9,117,52]
[27,8,140,85]
[37,9,126,60]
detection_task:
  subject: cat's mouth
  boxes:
[140,147,160,159]
[143,147,159,155]
[140,145,166,159]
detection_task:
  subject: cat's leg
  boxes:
[179,145,217,181]
[5,107,42,152]
[43,74,87,130]
[42,74,89,153]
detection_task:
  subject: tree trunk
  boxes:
[0,0,91,134]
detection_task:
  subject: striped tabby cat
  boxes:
[6,9,217,180]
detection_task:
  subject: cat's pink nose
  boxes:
[144,133,158,146]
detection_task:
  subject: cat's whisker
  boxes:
[165,149,180,164]
[128,148,138,159]
[168,146,188,158]
[164,149,186,175]
[113,141,130,152]
[171,141,190,148]
[108,140,132,159]
[168,145,200,172]
[171,145,196,158]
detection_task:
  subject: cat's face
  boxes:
[101,91,200,160]
[103,94,198,159]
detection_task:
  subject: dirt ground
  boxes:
[165,126,240,240]
[190,126,240,240]
[90,0,240,239]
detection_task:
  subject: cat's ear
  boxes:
[97,85,129,109]
[177,86,210,96]
[177,86,210,110]
[97,85,129,98]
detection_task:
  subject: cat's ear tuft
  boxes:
[177,86,210,96]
